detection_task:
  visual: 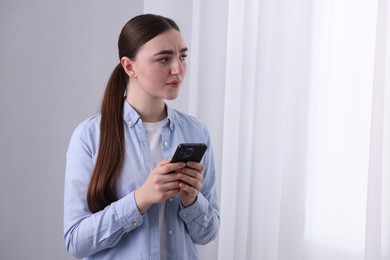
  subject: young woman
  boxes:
[63,14,220,259]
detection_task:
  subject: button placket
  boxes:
[161,123,172,160]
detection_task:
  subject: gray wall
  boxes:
[0,1,143,259]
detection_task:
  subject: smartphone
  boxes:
[170,143,208,163]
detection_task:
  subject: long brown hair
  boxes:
[87,14,180,213]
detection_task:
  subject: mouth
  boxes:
[167,80,181,87]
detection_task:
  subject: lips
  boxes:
[167,80,181,87]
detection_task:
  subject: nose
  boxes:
[170,58,185,75]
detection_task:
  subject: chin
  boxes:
[165,92,180,100]
[165,95,179,101]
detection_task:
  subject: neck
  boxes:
[126,93,167,123]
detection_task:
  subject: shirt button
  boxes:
[168,197,174,202]
[132,221,138,227]
[168,230,174,235]
[163,141,168,147]
[128,120,133,126]
[182,213,188,218]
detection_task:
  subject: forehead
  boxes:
[138,29,187,55]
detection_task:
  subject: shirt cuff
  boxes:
[179,193,208,224]
[113,191,144,232]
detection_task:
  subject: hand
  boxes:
[134,160,185,214]
[176,161,204,207]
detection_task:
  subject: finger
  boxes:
[157,161,186,175]
[159,173,180,183]
[179,168,204,183]
[179,182,199,196]
[177,173,202,191]
[159,180,181,191]
[158,159,172,166]
[153,182,180,201]
[186,161,204,172]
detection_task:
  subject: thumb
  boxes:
[158,159,171,166]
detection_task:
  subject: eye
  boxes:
[179,53,188,61]
[157,57,170,63]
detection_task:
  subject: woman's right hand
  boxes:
[134,160,186,214]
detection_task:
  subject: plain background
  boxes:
[0,1,215,259]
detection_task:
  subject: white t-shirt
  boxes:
[143,119,168,260]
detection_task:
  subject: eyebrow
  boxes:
[153,47,188,56]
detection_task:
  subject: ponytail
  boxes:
[87,64,127,213]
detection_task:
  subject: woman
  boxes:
[63,14,220,259]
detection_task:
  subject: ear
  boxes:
[120,57,137,78]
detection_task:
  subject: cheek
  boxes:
[143,66,168,81]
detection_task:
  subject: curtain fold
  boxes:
[218,0,259,258]
[365,0,390,259]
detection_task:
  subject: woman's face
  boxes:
[128,29,188,101]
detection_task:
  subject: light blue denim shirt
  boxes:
[64,101,220,260]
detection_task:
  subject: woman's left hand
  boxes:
[176,161,204,207]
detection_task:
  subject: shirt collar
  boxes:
[166,105,176,131]
[123,100,176,131]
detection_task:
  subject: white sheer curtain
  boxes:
[219,0,311,259]
[365,0,390,259]
[144,0,389,259]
